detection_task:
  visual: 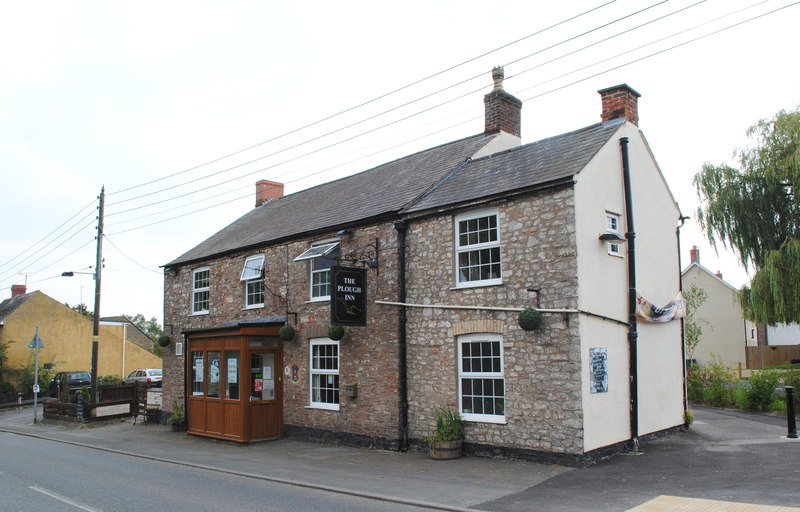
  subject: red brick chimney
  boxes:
[255,180,284,207]
[715,270,723,279]
[598,84,641,126]
[484,67,522,137]
[690,245,699,264]
[11,284,27,298]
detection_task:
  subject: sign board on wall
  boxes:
[331,266,367,326]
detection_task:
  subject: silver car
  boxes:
[124,368,162,386]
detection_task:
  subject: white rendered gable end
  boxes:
[471,132,522,160]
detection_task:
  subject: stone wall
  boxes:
[404,186,585,455]
[162,221,403,442]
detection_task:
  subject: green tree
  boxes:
[125,313,163,342]
[683,285,709,362]
[65,302,94,320]
[694,107,800,324]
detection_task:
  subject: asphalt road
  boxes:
[478,407,800,512]
[0,406,797,512]
[0,432,450,512]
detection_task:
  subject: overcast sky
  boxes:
[1,0,798,325]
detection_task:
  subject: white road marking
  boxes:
[28,486,103,512]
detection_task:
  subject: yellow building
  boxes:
[0,285,161,388]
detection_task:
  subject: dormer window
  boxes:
[241,255,265,308]
[294,241,340,301]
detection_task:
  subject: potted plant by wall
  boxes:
[166,400,186,432]
[426,408,464,460]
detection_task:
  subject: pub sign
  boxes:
[331,266,367,326]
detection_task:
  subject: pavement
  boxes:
[0,405,798,512]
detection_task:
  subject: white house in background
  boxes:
[681,246,754,369]
[762,324,800,346]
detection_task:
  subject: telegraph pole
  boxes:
[91,186,104,402]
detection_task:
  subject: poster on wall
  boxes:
[590,347,608,394]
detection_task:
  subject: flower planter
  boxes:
[429,439,462,460]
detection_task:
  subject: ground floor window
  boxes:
[189,349,239,401]
[309,338,339,410]
[458,333,505,423]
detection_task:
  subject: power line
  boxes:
[104,0,686,218]
[107,1,616,198]
[9,0,794,260]
[0,198,96,273]
[0,214,97,285]
[103,235,162,274]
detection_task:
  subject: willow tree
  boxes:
[694,107,800,325]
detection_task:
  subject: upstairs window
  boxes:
[294,241,340,301]
[241,255,265,308]
[455,209,502,287]
[605,213,623,257]
[192,267,210,315]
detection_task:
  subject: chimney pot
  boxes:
[715,270,723,279]
[255,180,284,207]
[11,284,27,298]
[484,67,522,138]
[598,84,641,126]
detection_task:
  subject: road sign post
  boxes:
[28,327,45,424]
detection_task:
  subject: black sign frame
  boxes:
[331,266,367,326]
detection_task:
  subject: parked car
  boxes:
[48,371,91,397]
[124,368,162,386]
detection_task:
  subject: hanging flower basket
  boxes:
[518,308,542,331]
[328,324,345,341]
[279,324,295,341]
[157,335,171,347]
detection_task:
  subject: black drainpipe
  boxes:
[394,220,409,451]
[620,137,638,446]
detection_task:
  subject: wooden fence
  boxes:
[746,345,800,369]
[43,382,150,423]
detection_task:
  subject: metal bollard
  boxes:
[786,386,797,439]
[17,393,21,410]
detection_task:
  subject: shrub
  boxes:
[426,408,463,445]
[686,359,736,407]
[99,375,123,386]
[784,371,800,413]
[743,370,781,412]
[14,361,56,398]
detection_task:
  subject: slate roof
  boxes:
[166,119,626,267]
[403,119,625,214]
[0,292,34,324]
[166,134,496,267]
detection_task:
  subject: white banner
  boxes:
[636,292,686,323]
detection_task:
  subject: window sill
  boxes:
[190,311,210,316]
[305,298,331,305]
[607,252,625,258]
[462,414,506,424]
[243,304,265,310]
[451,281,503,290]
[305,404,340,411]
